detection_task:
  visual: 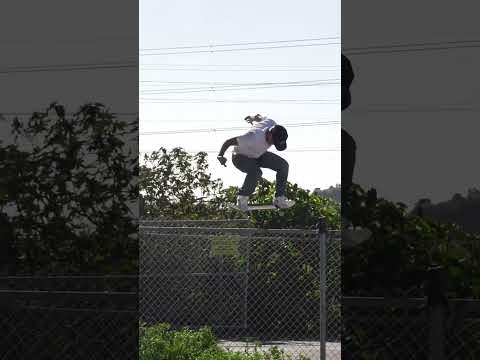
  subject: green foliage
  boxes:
[139,323,216,360]
[140,148,226,220]
[139,323,304,360]
[140,147,340,229]
[223,179,340,229]
[344,184,480,297]
[0,103,138,274]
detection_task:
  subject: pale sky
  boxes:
[343,0,480,206]
[140,0,341,192]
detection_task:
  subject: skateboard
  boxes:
[228,204,279,212]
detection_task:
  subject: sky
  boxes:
[343,0,480,207]
[0,1,137,141]
[139,0,341,192]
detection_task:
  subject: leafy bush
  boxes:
[223,179,340,230]
[139,323,306,360]
[344,184,480,297]
[140,147,340,230]
[0,103,138,274]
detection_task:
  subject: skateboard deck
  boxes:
[228,204,278,212]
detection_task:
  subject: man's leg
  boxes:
[257,152,289,196]
[232,153,263,196]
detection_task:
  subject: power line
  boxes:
[139,63,338,68]
[140,42,340,56]
[140,148,340,154]
[139,79,338,86]
[140,98,339,104]
[344,39,480,56]
[350,105,480,113]
[140,36,340,51]
[140,82,339,95]
[139,148,341,155]
[140,117,336,123]
[139,67,337,72]
[0,111,138,117]
[0,35,137,44]
[0,61,137,75]
[139,121,339,135]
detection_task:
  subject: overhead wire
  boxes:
[139,121,340,135]
[139,98,340,104]
[140,42,340,56]
[344,39,480,55]
[140,82,339,94]
[139,79,339,86]
[140,148,340,154]
[140,36,340,51]
[0,61,137,75]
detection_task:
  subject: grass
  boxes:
[139,323,310,360]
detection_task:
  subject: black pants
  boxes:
[232,152,289,197]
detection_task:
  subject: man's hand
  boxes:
[245,114,263,125]
[217,155,227,167]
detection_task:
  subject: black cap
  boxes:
[271,125,288,151]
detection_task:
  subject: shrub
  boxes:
[139,323,309,360]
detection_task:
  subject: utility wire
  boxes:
[140,36,340,51]
[140,82,339,94]
[0,111,138,116]
[140,42,340,56]
[350,105,480,113]
[140,98,340,104]
[140,148,340,154]
[344,39,480,56]
[139,121,339,135]
[139,67,337,72]
[0,61,137,75]
[139,63,338,68]
[140,117,336,123]
[140,79,339,86]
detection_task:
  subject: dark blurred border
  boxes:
[342,1,480,359]
[0,2,138,359]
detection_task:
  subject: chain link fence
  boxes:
[343,274,480,360]
[139,219,341,360]
[0,276,138,360]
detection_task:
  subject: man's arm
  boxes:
[217,137,238,166]
[219,137,238,156]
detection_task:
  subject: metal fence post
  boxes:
[427,266,448,360]
[318,217,328,360]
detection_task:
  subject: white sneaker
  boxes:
[236,195,249,211]
[273,196,295,209]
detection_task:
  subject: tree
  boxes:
[139,147,226,220]
[139,147,340,229]
[0,102,138,274]
[343,183,480,298]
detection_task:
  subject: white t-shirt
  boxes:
[233,117,276,159]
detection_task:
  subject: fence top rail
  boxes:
[139,225,332,236]
[0,275,137,280]
[139,233,320,241]
[140,219,251,223]
[0,289,137,297]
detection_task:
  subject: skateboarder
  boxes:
[217,114,295,211]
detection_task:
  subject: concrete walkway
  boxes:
[219,340,341,360]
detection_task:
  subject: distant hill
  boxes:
[314,184,341,203]
[411,188,480,234]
